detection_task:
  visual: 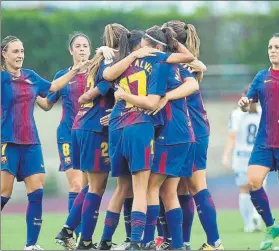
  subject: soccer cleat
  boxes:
[260,225,279,250]
[155,237,164,248]
[199,243,224,250]
[126,242,142,250]
[112,239,130,250]
[24,245,43,250]
[76,240,98,250]
[98,240,113,250]
[55,227,76,250]
[156,240,171,250]
[141,241,156,250]
[183,242,191,250]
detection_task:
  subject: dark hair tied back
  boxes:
[184,24,188,30]
[127,32,131,39]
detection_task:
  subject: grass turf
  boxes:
[1,209,279,250]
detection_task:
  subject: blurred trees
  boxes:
[2,7,279,79]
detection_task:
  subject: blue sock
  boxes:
[194,189,219,247]
[142,205,160,244]
[250,187,274,227]
[80,192,102,241]
[124,198,133,240]
[26,189,43,247]
[179,194,194,243]
[65,185,89,230]
[165,208,183,249]
[102,211,121,241]
[131,211,146,243]
[1,196,10,210]
[157,219,163,237]
[68,192,79,212]
[159,198,171,240]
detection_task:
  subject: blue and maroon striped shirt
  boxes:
[47,69,87,143]
[1,69,51,144]
[247,68,279,148]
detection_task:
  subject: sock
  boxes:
[165,208,183,249]
[239,193,254,227]
[157,219,163,237]
[68,192,81,238]
[26,189,43,247]
[1,196,10,210]
[65,185,89,230]
[102,211,121,241]
[124,198,133,241]
[194,189,220,247]
[131,211,146,243]
[142,205,160,244]
[250,187,274,227]
[178,194,194,243]
[80,192,102,241]
[159,198,171,240]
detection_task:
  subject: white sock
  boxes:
[239,193,254,227]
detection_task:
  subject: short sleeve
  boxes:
[228,109,241,132]
[46,71,64,103]
[179,64,196,80]
[148,63,168,96]
[155,52,171,63]
[97,59,114,82]
[31,71,52,97]
[97,81,112,96]
[247,71,262,103]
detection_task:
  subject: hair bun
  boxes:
[127,32,131,38]
[161,27,167,33]
[184,24,188,30]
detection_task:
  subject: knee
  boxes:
[69,179,82,193]
[177,179,189,195]
[160,187,177,203]
[1,185,13,198]
[247,176,262,191]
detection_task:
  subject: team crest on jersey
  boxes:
[104,157,110,165]
[1,156,7,164]
[65,157,72,164]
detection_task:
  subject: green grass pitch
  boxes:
[1,210,279,250]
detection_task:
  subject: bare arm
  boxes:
[36,96,54,111]
[115,87,161,110]
[222,131,236,168]
[166,42,195,64]
[238,97,252,112]
[49,61,90,92]
[166,77,199,101]
[78,87,102,105]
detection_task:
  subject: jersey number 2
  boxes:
[246,124,257,145]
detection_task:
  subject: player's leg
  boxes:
[1,143,18,210]
[21,144,45,250]
[177,179,194,250]
[141,173,166,249]
[248,145,279,250]
[123,194,133,242]
[186,137,223,250]
[99,175,132,250]
[123,123,153,250]
[160,177,183,250]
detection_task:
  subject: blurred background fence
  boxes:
[1,1,278,207]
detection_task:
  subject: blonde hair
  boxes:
[87,23,129,79]
[1,35,20,71]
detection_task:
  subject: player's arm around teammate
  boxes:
[237,33,279,250]
[1,35,88,250]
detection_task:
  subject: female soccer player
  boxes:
[1,35,89,250]
[94,25,197,250]
[238,33,279,250]
[36,32,91,218]
[154,21,223,251]
[54,24,158,251]
[222,88,263,233]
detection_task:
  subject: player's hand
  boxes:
[100,109,112,126]
[96,46,118,61]
[152,96,169,115]
[114,86,126,102]
[222,155,231,169]
[238,97,252,108]
[78,93,91,105]
[72,60,91,73]
[134,46,159,58]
